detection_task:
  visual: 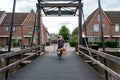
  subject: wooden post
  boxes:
[78,2,83,54]
[5,0,16,80]
[36,2,41,54]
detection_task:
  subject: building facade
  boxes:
[0,10,48,46]
[84,9,120,46]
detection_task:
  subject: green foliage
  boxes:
[88,41,118,48]
[69,40,78,47]
[58,26,70,41]
[72,34,78,42]
[0,43,5,47]
[69,27,78,47]
[88,42,101,48]
[13,42,20,47]
[105,41,118,48]
[46,42,50,46]
[72,27,78,36]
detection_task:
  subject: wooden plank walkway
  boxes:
[8,45,105,80]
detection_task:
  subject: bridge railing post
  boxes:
[5,0,16,80]
[98,0,108,80]
[36,2,41,55]
[78,2,83,55]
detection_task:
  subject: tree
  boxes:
[58,26,70,41]
[72,27,78,41]
[69,27,78,47]
[72,27,78,36]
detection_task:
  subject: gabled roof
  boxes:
[85,9,120,27]
[0,11,5,18]
[105,11,120,24]
[1,13,28,25]
[84,9,98,27]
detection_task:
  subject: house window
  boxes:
[97,15,101,21]
[102,24,105,27]
[35,26,37,32]
[94,37,99,42]
[87,37,99,42]
[28,25,32,29]
[93,24,99,32]
[115,24,119,32]
[12,26,16,32]
[5,26,9,32]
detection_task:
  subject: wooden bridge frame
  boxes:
[1,0,120,80]
[36,0,83,46]
[1,0,83,80]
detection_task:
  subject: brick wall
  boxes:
[0,10,48,46]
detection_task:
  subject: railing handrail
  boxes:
[78,45,120,79]
[0,53,36,74]
[0,45,40,75]
[0,45,40,59]
[79,45,120,65]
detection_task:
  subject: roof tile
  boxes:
[105,11,120,24]
[85,9,120,27]
[1,13,28,25]
[0,11,5,18]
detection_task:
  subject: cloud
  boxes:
[0,0,13,12]
[59,21,71,26]
[42,17,78,33]
[82,0,120,18]
[101,0,120,10]
[16,0,37,12]
[0,0,120,34]
[0,0,37,12]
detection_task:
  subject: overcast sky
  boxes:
[0,0,120,34]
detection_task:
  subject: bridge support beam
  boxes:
[78,2,83,52]
[5,0,16,80]
[36,2,41,54]
[30,12,37,47]
[98,0,108,80]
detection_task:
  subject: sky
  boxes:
[0,0,120,34]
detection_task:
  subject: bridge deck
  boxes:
[8,45,105,80]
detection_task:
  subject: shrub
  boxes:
[69,40,78,47]
[46,42,50,46]
[13,42,20,47]
[106,41,118,48]
[1,45,5,47]
[88,41,118,48]
[13,42,17,47]
[88,42,102,48]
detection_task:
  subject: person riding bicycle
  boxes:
[57,35,64,60]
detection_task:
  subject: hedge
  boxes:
[69,40,78,47]
[46,42,50,46]
[88,41,118,48]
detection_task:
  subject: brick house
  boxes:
[84,8,120,45]
[0,9,48,46]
